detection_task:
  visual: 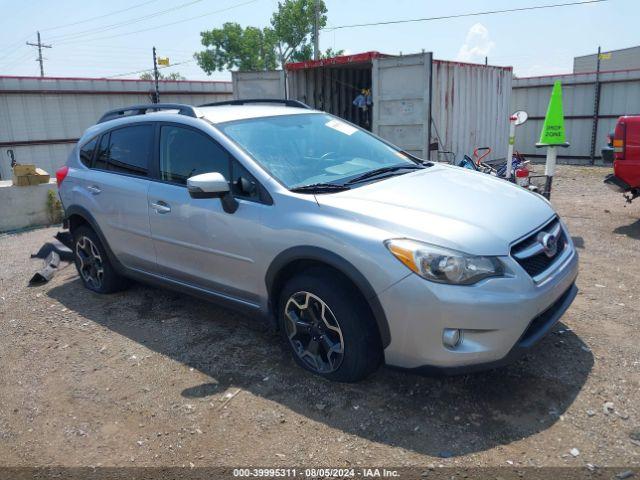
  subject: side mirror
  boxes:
[187,172,229,198]
[187,172,238,213]
[512,110,528,126]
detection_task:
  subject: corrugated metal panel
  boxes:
[0,76,232,179]
[372,53,432,159]
[286,51,388,71]
[430,60,512,163]
[288,63,372,127]
[0,75,231,93]
[511,69,640,161]
[574,46,640,73]
[232,71,285,99]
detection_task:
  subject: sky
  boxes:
[0,0,636,81]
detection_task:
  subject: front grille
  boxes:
[511,217,567,279]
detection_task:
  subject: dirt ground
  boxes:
[0,165,639,472]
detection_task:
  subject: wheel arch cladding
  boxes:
[265,246,391,348]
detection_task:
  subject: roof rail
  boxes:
[199,98,311,109]
[98,103,200,123]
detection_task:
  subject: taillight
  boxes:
[614,122,626,160]
[56,165,69,187]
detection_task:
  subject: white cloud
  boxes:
[456,23,495,63]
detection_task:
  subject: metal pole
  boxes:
[506,115,517,178]
[589,46,602,165]
[313,0,320,60]
[427,52,433,162]
[152,46,160,104]
[37,31,43,77]
[544,146,557,200]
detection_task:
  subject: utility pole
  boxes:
[313,0,320,60]
[26,31,52,77]
[152,46,160,103]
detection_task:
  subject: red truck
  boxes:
[604,115,640,203]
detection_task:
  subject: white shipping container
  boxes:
[232,51,513,163]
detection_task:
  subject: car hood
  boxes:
[315,164,556,256]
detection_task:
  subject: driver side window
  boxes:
[159,125,230,185]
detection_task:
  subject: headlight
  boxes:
[385,239,504,285]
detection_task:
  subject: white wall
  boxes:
[0,180,58,232]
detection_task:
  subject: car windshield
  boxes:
[218,113,418,189]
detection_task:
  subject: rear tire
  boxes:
[278,268,383,382]
[73,225,129,294]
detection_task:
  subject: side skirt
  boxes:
[123,266,273,323]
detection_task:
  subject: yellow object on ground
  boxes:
[12,165,50,186]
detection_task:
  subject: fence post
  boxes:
[589,46,602,165]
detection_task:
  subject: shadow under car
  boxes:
[47,278,593,458]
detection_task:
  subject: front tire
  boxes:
[278,269,383,382]
[73,225,129,294]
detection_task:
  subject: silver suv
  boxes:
[57,100,579,382]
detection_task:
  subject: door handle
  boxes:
[150,201,171,214]
[86,185,101,195]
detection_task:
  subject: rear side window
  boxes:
[159,125,230,185]
[107,125,153,176]
[79,137,97,167]
[94,134,109,170]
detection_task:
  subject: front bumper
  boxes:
[378,245,579,372]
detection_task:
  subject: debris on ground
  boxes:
[29,251,61,285]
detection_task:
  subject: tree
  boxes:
[321,48,344,59]
[195,0,337,74]
[270,0,327,67]
[139,71,186,80]
[195,22,277,73]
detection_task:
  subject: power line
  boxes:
[0,44,29,65]
[105,59,195,78]
[47,0,207,42]
[0,1,159,52]
[0,50,39,72]
[55,0,260,46]
[42,0,160,32]
[323,0,608,31]
[0,35,35,61]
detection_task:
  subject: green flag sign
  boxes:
[537,80,569,147]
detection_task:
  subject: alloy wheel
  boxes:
[76,235,104,289]
[284,291,344,373]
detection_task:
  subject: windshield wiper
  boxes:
[290,183,351,194]
[346,164,424,185]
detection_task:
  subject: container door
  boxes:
[372,52,432,159]
[232,71,286,100]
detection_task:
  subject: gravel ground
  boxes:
[0,165,638,471]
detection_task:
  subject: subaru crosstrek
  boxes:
[56,100,579,382]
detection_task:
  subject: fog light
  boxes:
[443,328,462,348]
